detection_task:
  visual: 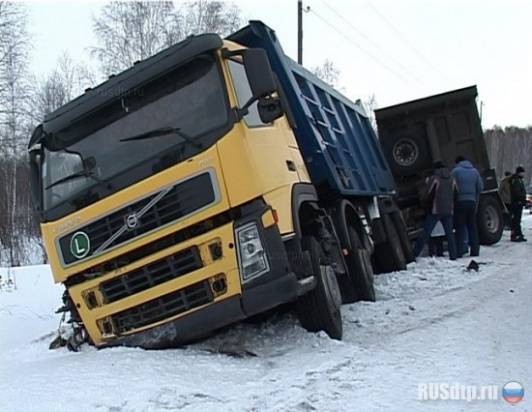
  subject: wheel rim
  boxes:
[392,138,419,167]
[484,204,500,234]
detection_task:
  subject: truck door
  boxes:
[225,58,310,234]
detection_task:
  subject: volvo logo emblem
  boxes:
[125,213,139,230]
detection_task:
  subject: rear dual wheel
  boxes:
[477,196,503,245]
[373,213,407,274]
[338,225,376,303]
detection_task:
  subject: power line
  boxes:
[316,0,422,83]
[366,1,450,82]
[307,7,414,85]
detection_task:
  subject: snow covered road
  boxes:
[1,215,531,412]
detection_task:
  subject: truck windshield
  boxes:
[41,53,229,213]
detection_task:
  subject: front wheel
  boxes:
[477,195,503,245]
[296,237,343,340]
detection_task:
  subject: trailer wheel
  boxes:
[477,195,503,245]
[338,224,375,303]
[373,213,407,273]
[390,210,415,263]
[296,237,343,340]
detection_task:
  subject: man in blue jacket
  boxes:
[452,156,484,257]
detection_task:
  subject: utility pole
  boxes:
[298,0,303,65]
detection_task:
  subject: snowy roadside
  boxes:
[1,215,531,412]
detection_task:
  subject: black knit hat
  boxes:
[516,166,525,174]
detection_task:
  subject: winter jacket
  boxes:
[426,167,456,215]
[499,175,512,205]
[451,160,483,203]
[509,174,526,206]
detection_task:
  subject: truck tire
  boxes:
[373,213,407,274]
[384,134,431,176]
[338,225,375,303]
[390,210,415,263]
[296,237,343,340]
[477,195,503,245]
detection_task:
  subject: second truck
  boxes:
[28,21,411,350]
[375,86,504,246]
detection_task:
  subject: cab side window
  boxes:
[227,60,269,128]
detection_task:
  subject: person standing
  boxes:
[509,166,527,242]
[413,161,458,260]
[499,171,513,229]
[452,156,483,257]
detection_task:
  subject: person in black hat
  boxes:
[413,161,458,260]
[509,166,527,242]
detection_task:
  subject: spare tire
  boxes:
[384,134,431,177]
[477,195,503,245]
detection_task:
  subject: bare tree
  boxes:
[485,126,532,187]
[0,2,28,105]
[90,1,178,75]
[0,1,31,270]
[181,0,241,37]
[90,1,242,76]
[311,59,341,88]
[29,52,96,123]
[363,94,378,131]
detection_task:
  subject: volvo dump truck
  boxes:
[375,86,504,245]
[28,21,411,350]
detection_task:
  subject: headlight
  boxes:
[235,222,270,282]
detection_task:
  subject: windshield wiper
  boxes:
[45,169,101,190]
[120,127,202,149]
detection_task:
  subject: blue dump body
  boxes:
[228,21,395,197]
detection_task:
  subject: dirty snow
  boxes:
[1,215,531,412]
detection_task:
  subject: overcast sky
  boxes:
[28,0,532,128]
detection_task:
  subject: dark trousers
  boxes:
[455,200,480,257]
[511,203,524,238]
[429,237,444,257]
[503,203,512,229]
[413,214,457,260]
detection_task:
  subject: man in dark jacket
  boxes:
[413,161,457,260]
[452,156,483,257]
[509,166,527,242]
[499,171,513,229]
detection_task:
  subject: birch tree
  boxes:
[0,1,31,270]
[90,1,242,76]
[311,59,341,88]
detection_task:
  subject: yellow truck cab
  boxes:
[29,22,409,350]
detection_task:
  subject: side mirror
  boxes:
[257,96,283,124]
[241,49,276,99]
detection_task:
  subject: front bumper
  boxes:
[103,271,299,349]
[67,199,298,348]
